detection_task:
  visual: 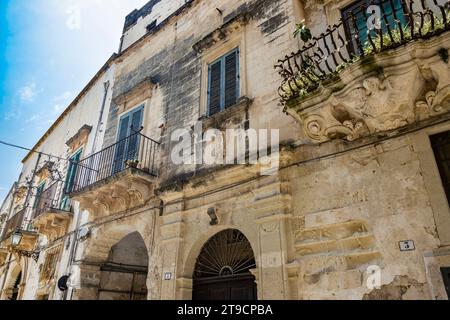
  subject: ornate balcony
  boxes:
[0,209,38,252]
[275,0,450,143]
[69,132,160,220]
[32,181,73,242]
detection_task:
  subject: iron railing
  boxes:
[69,132,160,194]
[0,208,26,242]
[32,180,72,221]
[275,0,450,102]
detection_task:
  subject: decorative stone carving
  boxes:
[113,77,155,115]
[286,34,450,143]
[66,125,92,154]
[71,168,156,221]
[33,210,72,243]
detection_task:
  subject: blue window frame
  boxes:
[207,48,240,116]
[113,105,145,173]
[61,149,82,210]
[342,0,407,55]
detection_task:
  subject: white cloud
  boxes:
[53,91,72,102]
[19,82,38,102]
[66,5,81,30]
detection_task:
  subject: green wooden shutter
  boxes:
[208,60,222,116]
[114,115,131,173]
[127,107,144,160]
[224,49,239,109]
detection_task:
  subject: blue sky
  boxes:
[0,0,148,202]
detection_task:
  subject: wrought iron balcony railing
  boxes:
[69,132,160,194]
[275,0,450,102]
[0,208,26,242]
[32,180,72,221]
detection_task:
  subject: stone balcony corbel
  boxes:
[71,168,157,221]
[287,35,450,143]
[32,209,72,243]
[277,10,450,144]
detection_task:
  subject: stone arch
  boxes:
[97,231,149,300]
[182,226,258,282]
[2,260,24,300]
[74,214,155,300]
[183,227,258,301]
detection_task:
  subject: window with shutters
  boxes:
[40,245,62,282]
[114,105,145,173]
[341,0,407,55]
[207,48,240,116]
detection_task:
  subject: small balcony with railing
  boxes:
[68,132,160,220]
[275,0,450,143]
[0,208,38,252]
[31,180,73,242]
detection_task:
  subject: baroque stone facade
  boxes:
[1,0,450,300]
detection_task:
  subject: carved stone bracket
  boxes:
[33,210,72,243]
[286,34,450,143]
[71,168,156,221]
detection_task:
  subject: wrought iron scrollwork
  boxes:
[194,229,256,279]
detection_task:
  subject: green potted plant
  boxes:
[125,159,139,168]
[294,20,312,43]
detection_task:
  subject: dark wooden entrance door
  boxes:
[441,267,450,299]
[193,274,257,301]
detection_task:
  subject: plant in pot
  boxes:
[125,159,139,168]
[293,20,312,43]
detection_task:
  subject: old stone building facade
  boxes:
[1,0,450,300]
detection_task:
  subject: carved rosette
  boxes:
[286,35,450,143]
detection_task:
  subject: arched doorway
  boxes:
[10,271,22,301]
[98,232,149,300]
[193,229,257,300]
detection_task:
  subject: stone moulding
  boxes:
[193,11,250,54]
[113,77,156,113]
[285,33,450,144]
[65,125,92,153]
[70,168,156,221]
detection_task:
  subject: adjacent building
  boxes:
[1,0,450,300]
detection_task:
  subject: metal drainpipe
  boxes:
[91,80,110,155]
[61,80,110,300]
[24,153,42,221]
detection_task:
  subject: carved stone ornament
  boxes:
[71,168,156,221]
[286,35,450,143]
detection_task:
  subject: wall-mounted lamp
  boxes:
[207,207,218,226]
[10,228,40,262]
[11,229,23,248]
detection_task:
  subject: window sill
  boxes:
[200,96,253,130]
